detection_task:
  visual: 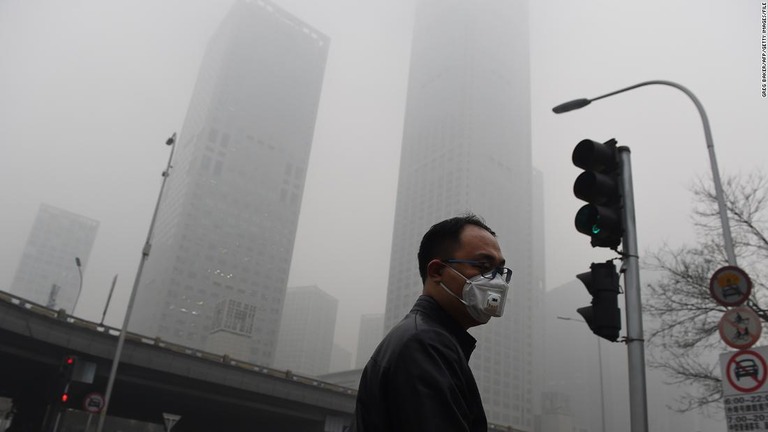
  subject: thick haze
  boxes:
[1,0,766,361]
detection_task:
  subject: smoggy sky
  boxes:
[1,0,766,362]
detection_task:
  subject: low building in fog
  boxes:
[273,285,338,376]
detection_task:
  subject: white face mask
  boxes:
[440,266,510,324]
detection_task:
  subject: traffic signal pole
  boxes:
[617,146,648,432]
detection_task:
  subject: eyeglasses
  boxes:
[443,259,513,283]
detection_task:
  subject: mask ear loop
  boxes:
[439,264,471,306]
[439,282,469,306]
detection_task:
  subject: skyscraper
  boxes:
[355,313,384,368]
[384,0,540,428]
[273,285,338,376]
[10,204,98,312]
[130,0,329,367]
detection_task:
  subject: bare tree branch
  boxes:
[643,170,768,411]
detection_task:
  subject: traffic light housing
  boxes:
[572,138,623,248]
[57,355,78,405]
[577,261,622,342]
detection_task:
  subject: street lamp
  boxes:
[557,316,606,432]
[552,80,737,266]
[74,257,83,315]
[100,274,118,326]
[553,80,734,432]
[96,132,177,432]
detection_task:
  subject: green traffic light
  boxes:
[572,138,623,249]
[575,204,621,248]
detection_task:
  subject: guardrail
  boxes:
[1,290,528,430]
[0,290,356,396]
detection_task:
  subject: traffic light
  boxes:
[576,261,622,342]
[64,355,76,367]
[57,355,78,405]
[572,138,623,248]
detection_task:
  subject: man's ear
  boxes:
[426,259,445,282]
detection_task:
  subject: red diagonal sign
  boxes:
[726,350,768,393]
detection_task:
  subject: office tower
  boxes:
[273,285,338,376]
[130,0,329,367]
[538,392,577,432]
[329,343,353,373]
[383,0,539,428]
[355,313,384,368]
[10,204,98,312]
[530,167,547,421]
[544,280,627,432]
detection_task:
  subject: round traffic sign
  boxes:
[719,306,762,350]
[726,349,768,393]
[710,266,752,307]
[83,392,105,413]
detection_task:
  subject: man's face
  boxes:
[440,224,506,327]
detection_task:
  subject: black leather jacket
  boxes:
[353,295,487,432]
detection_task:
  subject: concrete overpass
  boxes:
[0,291,354,431]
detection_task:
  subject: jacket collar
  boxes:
[412,295,477,360]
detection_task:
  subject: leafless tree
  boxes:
[644,170,768,411]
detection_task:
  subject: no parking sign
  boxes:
[721,347,768,431]
[82,392,104,414]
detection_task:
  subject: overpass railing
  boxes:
[0,290,355,396]
[1,291,528,431]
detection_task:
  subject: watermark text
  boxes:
[761,2,767,97]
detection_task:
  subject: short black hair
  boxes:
[417,214,496,283]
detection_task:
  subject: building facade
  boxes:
[273,285,338,376]
[205,297,259,361]
[329,343,353,374]
[130,0,329,367]
[383,0,540,427]
[355,313,384,368]
[10,204,98,313]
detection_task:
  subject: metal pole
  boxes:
[597,337,606,432]
[618,146,648,432]
[100,274,118,326]
[557,316,606,432]
[96,133,176,432]
[553,80,737,266]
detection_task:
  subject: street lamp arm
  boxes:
[74,257,83,315]
[553,80,737,266]
[589,81,714,153]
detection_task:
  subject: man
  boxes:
[354,214,511,431]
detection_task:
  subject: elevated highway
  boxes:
[0,291,354,431]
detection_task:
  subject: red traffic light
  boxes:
[61,393,69,403]
[66,356,75,365]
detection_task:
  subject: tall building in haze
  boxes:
[10,204,98,312]
[355,313,384,368]
[273,285,338,376]
[384,0,540,428]
[130,0,329,367]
